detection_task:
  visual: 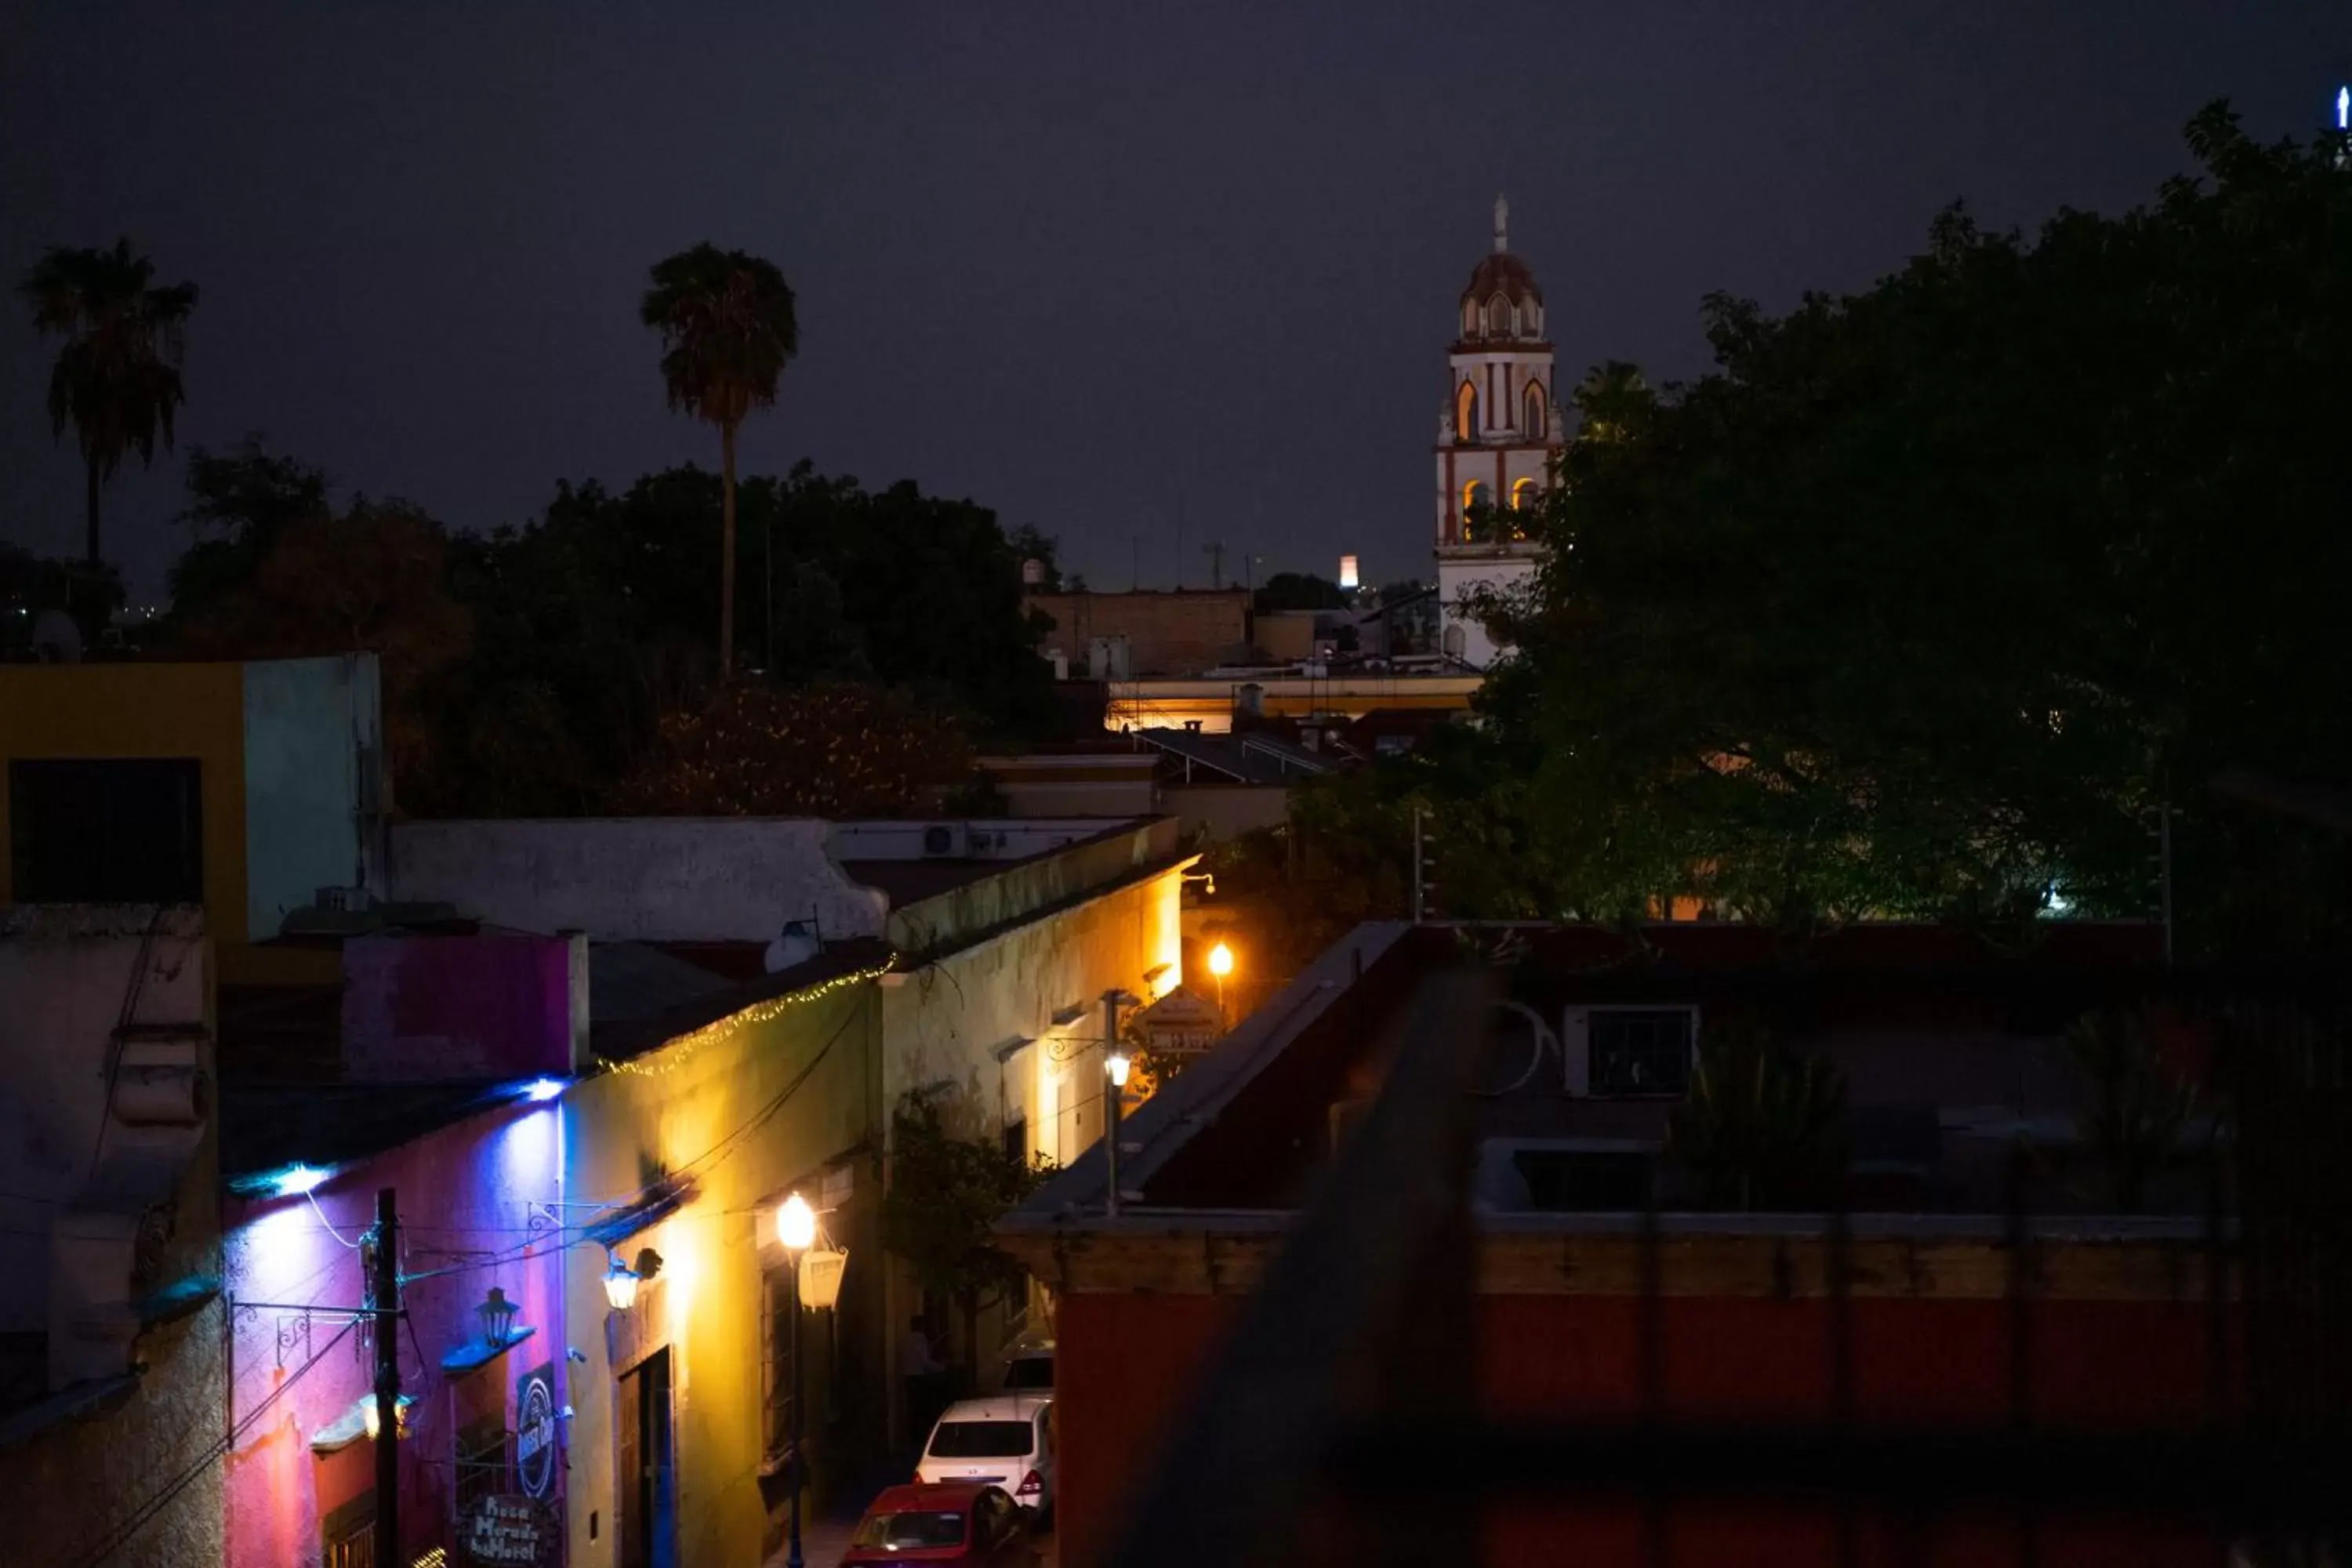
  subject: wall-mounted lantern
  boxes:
[477,1286,520,1348]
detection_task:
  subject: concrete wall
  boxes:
[241,654,383,942]
[390,818,889,942]
[1436,553,1538,670]
[340,931,581,1081]
[0,903,223,1568]
[879,818,1182,954]
[223,1100,570,1568]
[1025,590,1250,677]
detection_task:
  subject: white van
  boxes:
[916,1394,1056,1518]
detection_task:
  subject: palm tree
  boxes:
[640,244,797,683]
[18,239,198,564]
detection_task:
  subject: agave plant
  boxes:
[1668,1020,1849,1211]
[2063,1009,2207,1213]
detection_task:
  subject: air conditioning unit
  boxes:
[920,824,970,858]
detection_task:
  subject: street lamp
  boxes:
[777,1192,815,1568]
[1207,941,1235,1022]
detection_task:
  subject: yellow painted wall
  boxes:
[0,662,249,934]
[563,973,887,1568]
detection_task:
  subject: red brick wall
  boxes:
[1055,1290,2231,1567]
[1025,590,1250,676]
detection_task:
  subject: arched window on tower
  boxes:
[1486,295,1512,337]
[1455,380,1479,443]
[1461,480,1492,540]
[1461,299,1478,337]
[1523,382,1548,441]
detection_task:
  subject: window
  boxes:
[1523,382,1548,440]
[1486,295,1512,336]
[1454,380,1478,442]
[1588,1009,1696,1096]
[454,1411,507,1515]
[1000,1116,1027,1166]
[9,758,201,903]
[854,1509,969,1551]
[321,1496,376,1568]
[927,1419,1036,1458]
[1511,477,1538,511]
[760,1265,797,1461]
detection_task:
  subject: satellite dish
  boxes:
[763,919,821,975]
[31,610,82,663]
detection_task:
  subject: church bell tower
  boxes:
[1432,195,1561,669]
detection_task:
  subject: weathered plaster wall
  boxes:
[241,653,382,940]
[561,978,889,1568]
[0,904,222,1568]
[340,931,577,1080]
[880,818,1182,955]
[223,1101,570,1568]
[390,818,887,942]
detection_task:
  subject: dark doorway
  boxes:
[616,1348,675,1568]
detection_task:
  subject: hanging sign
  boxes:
[515,1363,558,1501]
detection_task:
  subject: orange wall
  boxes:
[1055,1290,2233,1568]
[0,662,248,931]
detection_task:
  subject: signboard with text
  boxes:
[463,1494,552,1568]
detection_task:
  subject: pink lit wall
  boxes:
[340,932,580,1082]
[223,1098,573,1568]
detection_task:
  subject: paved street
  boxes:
[765,1512,1055,1567]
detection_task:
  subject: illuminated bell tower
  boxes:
[1432,194,1562,669]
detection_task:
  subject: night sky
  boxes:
[3,2,2343,600]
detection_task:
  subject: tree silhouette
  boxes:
[18,239,198,564]
[641,244,798,684]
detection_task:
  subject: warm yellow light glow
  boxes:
[364,1399,380,1439]
[777,1192,816,1253]
[1105,1049,1133,1089]
[1207,942,1234,978]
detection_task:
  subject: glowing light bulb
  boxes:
[1207,942,1234,978]
[777,1192,816,1252]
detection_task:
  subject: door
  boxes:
[616,1349,675,1568]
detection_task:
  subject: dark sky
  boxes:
[4,2,2343,600]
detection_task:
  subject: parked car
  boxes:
[916,1394,1056,1519]
[842,1483,1030,1566]
[1000,1338,1054,1394]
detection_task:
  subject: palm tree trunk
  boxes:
[85,452,102,566]
[719,420,739,684]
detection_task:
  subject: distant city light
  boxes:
[519,1077,567,1102]
[1338,554,1360,590]
[270,1163,329,1197]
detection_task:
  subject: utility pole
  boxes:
[2158,802,2176,967]
[1202,541,1226,590]
[372,1187,401,1567]
[1412,806,1426,923]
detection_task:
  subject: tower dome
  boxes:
[1455,194,1546,343]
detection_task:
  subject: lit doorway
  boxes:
[615,1348,675,1568]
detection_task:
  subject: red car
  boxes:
[840,1482,1032,1566]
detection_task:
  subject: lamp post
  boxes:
[1206,941,1235,1025]
[1103,989,1133,1219]
[777,1193,817,1568]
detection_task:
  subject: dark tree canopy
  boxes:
[156,442,1062,816]
[1471,104,2352,946]
[1253,571,1348,613]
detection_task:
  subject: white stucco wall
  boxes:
[390,818,889,942]
[1437,554,1540,670]
[241,653,383,939]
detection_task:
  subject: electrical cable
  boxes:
[306,1186,368,1249]
[71,1319,357,1568]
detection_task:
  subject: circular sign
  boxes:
[515,1369,557,1501]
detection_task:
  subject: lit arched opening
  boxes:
[1461,480,1492,540]
[1455,380,1479,442]
[1511,477,1538,511]
[1523,382,1548,441]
